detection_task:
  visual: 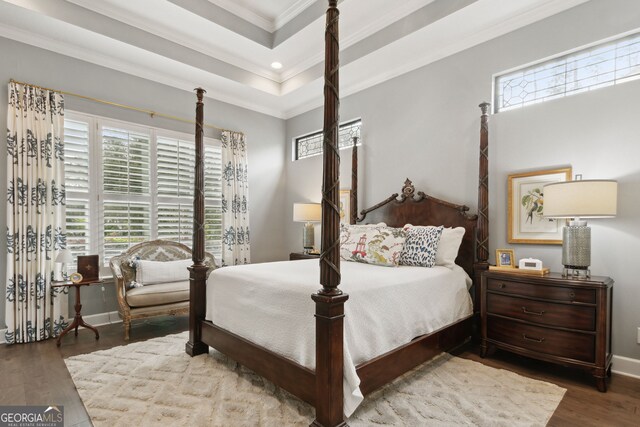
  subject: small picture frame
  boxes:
[77,255,99,283]
[496,249,515,267]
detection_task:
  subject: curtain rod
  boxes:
[9,79,243,136]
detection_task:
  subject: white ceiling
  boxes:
[0,0,589,119]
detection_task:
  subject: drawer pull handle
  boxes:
[498,283,506,289]
[522,307,545,316]
[569,291,576,299]
[522,334,545,343]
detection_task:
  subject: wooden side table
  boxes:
[52,280,104,346]
[289,252,320,260]
[481,271,613,392]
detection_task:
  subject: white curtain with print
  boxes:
[5,82,68,344]
[220,130,250,266]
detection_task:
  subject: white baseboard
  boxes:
[611,355,640,379]
[0,311,121,345]
[82,310,122,327]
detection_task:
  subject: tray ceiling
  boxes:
[0,0,588,118]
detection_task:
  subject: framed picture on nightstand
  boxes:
[496,249,515,267]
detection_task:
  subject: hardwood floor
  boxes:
[1,317,638,426]
[0,316,188,427]
[456,348,640,426]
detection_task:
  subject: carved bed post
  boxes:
[186,88,210,357]
[350,137,358,225]
[311,1,348,426]
[474,102,491,316]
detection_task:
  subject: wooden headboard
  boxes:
[356,178,478,278]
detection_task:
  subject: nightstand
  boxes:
[289,252,320,260]
[481,271,613,392]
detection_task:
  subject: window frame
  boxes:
[63,110,222,269]
[293,118,362,161]
[493,29,640,113]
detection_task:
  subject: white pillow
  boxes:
[135,259,192,286]
[435,227,466,268]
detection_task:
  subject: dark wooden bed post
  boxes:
[350,137,358,225]
[474,102,491,313]
[311,1,348,426]
[186,87,210,357]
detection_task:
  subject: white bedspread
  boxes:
[205,260,472,416]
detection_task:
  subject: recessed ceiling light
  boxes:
[271,62,283,70]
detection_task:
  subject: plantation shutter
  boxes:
[102,126,151,261]
[63,118,91,264]
[103,201,151,260]
[102,127,150,195]
[157,136,222,252]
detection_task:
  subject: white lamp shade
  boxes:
[543,180,617,218]
[293,203,321,222]
[55,249,73,263]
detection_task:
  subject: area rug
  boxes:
[64,332,565,426]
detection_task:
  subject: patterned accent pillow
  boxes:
[400,225,444,267]
[340,224,406,267]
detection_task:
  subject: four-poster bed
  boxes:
[185,1,490,426]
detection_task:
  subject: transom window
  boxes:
[63,111,222,269]
[294,119,361,160]
[495,31,640,112]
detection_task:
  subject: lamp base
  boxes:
[562,266,590,279]
[302,222,315,254]
[562,224,591,278]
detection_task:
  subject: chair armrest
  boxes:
[110,261,124,280]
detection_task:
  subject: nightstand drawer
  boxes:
[487,316,595,363]
[487,278,595,304]
[487,293,596,331]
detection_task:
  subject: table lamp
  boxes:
[543,178,617,278]
[293,203,322,254]
[55,249,74,280]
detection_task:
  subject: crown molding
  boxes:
[206,0,275,32]
[0,23,286,119]
[279,0,432,82]
[67,0,280,82]
[273,0,317,30]
[207,0,316,33]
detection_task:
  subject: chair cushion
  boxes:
[125,281,189,307]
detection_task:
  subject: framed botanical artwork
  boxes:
[508,167,572,244]
[339,190,351,224]
[496,249,515,267]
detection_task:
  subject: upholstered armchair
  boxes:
[109,240,216,340]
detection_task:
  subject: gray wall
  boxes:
[285,0,640,359]
[0,37,287,324]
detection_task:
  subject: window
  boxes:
[63,112,222,268]
[294,119,361,160]
[495,31,640,112]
